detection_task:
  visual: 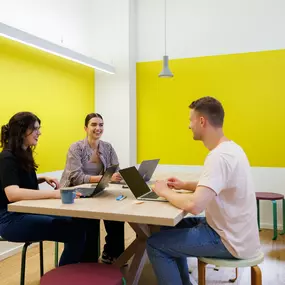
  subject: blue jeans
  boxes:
[0,209,88,266]
[146,217,236,285]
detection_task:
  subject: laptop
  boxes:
[112,159,160,185]
[74,164,118,198]
[138,158,160,183]
[119,166,167,202]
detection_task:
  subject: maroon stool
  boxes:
[255,192,285,240]
[40,263,125,285]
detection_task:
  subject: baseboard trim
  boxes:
[0,244,23,261]
[260,222,283,230]
[0,242,37,261]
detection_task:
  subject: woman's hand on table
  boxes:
[111,172,122,182]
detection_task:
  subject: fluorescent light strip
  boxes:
[0,22,115,74]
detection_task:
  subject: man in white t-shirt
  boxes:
[147,96,261,285]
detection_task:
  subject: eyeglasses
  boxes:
[32,127,41,133]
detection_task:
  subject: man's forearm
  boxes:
[163,191,199,215]
[183,181,198,191]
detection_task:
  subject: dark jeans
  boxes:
[81,219,125,262]
[147,217,236,285]
[103,220,125,258]
[0,210,86,266]
[0,210,125,264]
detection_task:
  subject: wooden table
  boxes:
[8,172,199,285]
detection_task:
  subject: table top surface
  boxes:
[8,172,199,226]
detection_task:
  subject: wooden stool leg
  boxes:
[198,260,206,285]
[229,268,238,282]
[272,200,278,240]
[251,265,262,285]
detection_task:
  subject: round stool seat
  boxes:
[256,192,284,201]
[198,252,264,268]
[40,263,123,285]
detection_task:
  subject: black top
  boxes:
[0,149,38,210]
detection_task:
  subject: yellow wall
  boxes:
[137,49,285,167]
[0,36,94,172]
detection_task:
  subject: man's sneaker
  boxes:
[101,251,128,266]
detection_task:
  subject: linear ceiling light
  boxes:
[0,22,115,74]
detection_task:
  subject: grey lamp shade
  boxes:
[159,55,173,77]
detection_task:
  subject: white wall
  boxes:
[137,0,285,231]
[137,0,285,62]
[91,0,137,168]
[0,0,95,57]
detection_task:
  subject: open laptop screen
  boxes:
[138,159,160,181]
[119,166,152,198]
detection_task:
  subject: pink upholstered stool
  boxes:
[40,263,125,285]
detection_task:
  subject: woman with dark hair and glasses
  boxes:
[60,113,125,264]
[0,112,88,266]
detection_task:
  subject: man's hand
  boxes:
[152,180,173,198]
[167,177,185,190]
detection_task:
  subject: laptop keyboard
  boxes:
[77,188,94,197]
[143,191,159,199]
[110,180,126,185]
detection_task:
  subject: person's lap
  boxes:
[0,211,85,243]
[148,217,234,259]
[0,211,89,266]
[0,210,124,260]
[146,217,235,285]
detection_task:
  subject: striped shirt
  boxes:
[60,138,119,187]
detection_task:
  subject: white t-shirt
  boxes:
[198,141,261,259]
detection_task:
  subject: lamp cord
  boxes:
[164,0,167,55]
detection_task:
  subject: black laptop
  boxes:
[75,164,118,198]
[119,166,167,202]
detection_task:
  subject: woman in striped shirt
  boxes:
[60,113,125,265]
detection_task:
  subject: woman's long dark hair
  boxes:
[0,112,41,172]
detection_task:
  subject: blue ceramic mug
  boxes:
[60,188,76,204]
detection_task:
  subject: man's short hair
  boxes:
[189,96,224,127]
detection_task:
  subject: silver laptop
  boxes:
[112,159,160,185]
[138,158,160,183]
[119,166,167,202]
